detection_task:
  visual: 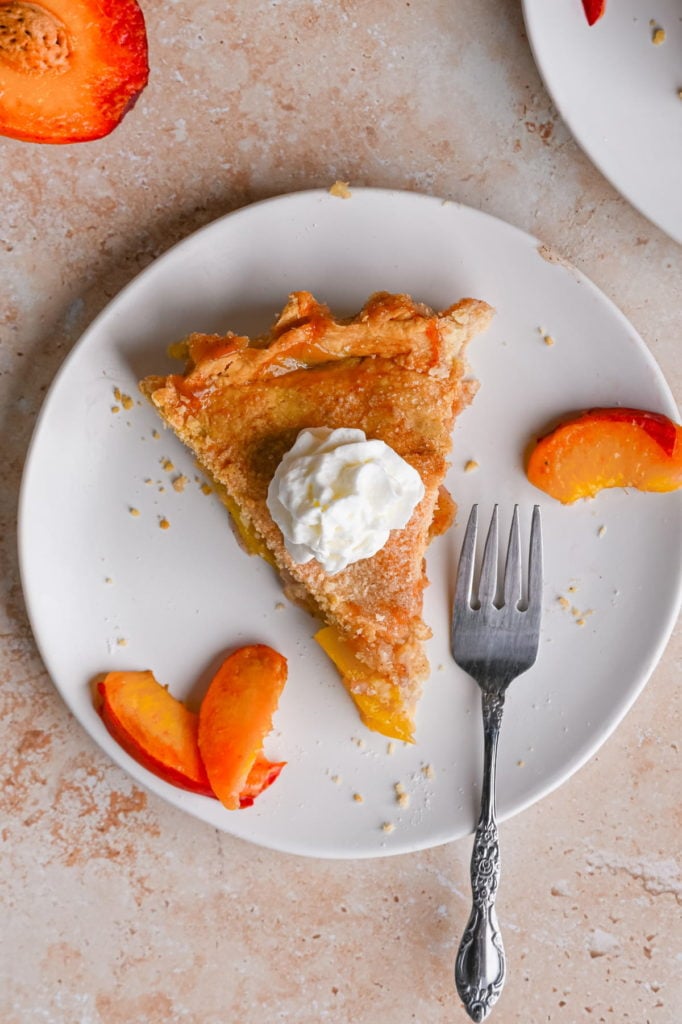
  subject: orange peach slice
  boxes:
[98,670,214,797]
[98,666,287,808]
[198,645,288,811]
[526,407,682,504]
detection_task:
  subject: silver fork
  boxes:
[452,504,543,1022]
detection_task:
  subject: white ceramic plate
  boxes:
[19,188,681,858]
[523,0,682,244]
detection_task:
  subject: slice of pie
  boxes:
[140,291,493,742]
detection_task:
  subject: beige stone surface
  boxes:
[0,2,679,1022]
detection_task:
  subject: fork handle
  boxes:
[455,689,506,1022]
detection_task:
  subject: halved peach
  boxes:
[526,407,682,504]
[0,0,149,144]
[97,670,214,797]
[198,645,288,811]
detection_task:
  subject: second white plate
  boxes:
[19,188,682,857]
[523,0,682,244]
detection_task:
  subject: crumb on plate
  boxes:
[394,783,410,808]
[329,180,352,199]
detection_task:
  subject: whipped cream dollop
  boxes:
[266,427,425,575]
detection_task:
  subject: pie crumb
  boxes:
[464,459,479,473]
[200,482,213,496]
[543,334,555,347]
[386,742,395,755]
[329,180,352,199]
[422,763,435,780]
[129,507,140,517]
[331,774,342,785]
[597,525,607,538]
[121,393,134,410]
[161,458,174,472]
[159,517,170,530]
[558,595,570,610]
[117,638,127,647]
[517,759,525,767]
[381,822,395,834]
[111,405,120,414]
[652,26,665,45]
[353,792,364,803]
[394,783,410,808]
[172,474,188,493]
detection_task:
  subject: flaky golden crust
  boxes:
[140,291,493,734]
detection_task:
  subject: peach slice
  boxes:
[198,645,288,811]
[526,407,682,504]
[97,670,214,797]
[0,0,149,144]
[582,0,606,26]
[98,666,287,808]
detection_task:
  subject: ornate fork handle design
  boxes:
[455,689,506,1022]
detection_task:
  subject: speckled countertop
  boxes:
[1,2,680,1022]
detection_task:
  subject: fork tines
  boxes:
[452,505,543,679]
[455,505,542,614]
